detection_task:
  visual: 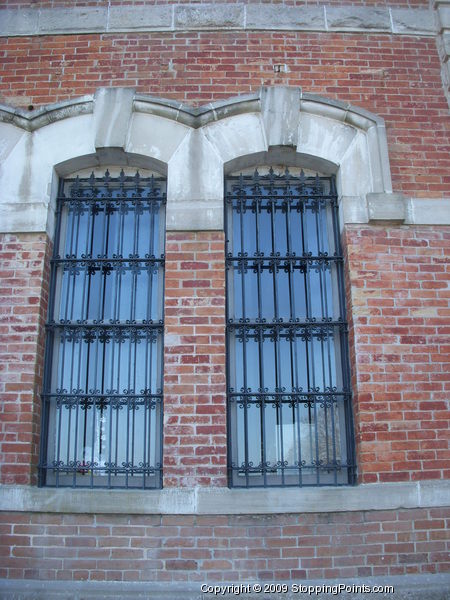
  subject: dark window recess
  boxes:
[225,168,356,487]
[39,170,166,489]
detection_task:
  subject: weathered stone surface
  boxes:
[297,113,356,169]
[367,123,393,193]
[167,128,223,229]
[38,7,107,33]
[405,198,450,225]
[339,131,372,197]
[326,6,391,31]
[174,4,244,29]
[340,196,369,227]
[436,5,450,31]
[0,202,49,234]
[0,480,449,515]
[261,86,301,148]
[246,5,324,30]
[108,5,172,31]
[367,192,405,222]
[391,8,434,35]
[0,8,38,35]
[437,32,450,62]
[0,122,25,162]
[94,88,134,150]
[202,113,266,164]
[127,113,189,165]
[166,201,223,231]
[1,574,449,600]
[0,5,438,37]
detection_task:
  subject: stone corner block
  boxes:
[326,6,391,31]
[260,86,301,148]
[404,197,450,225]
[0,202,50,235]
[339,196,369,227]
[174,4,244,30]
[245,5,325,31]
[436,5,450,32]
[108,5,172,31]
[94,88,135,150]
[0,8,38,36]
[366,192,406,223]
[38,7,107,34]
[166,201,224,231]
[391,8,435,35]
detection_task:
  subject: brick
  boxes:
[0,10,450,587]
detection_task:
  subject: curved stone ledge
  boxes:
[1,87,447,236]
[134,92,260,129]
[0,90,383,133]
[0,480,448,516]
[0,5,436,37]
[0,96,94,132]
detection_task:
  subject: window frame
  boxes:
[225,167,356,488]
[38,168,166,489]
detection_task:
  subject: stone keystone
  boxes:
[94,87,135,150]
[260,86,301,149]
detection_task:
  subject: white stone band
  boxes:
[1,87,449,236]
[0,5,436,38]
[0,480,449,515]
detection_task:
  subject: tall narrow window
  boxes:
[225,167,355,487]
[39,169,165,488]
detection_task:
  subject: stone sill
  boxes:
[1,574,450,600]
[0,480,448,516]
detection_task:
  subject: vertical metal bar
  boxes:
[326,325,338,484]
[332,175,355,483]
[287,199,303,485]
[225,192,233,487]
[115,187,125,479]
[237,187,250,487]
[277,329,285,486]
[254,193,267,485]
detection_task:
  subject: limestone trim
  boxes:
[0,5,435,37]
[0,90,386,133]
[0,480,448,516]
[2,574,450,600]
[0,86,448,236]
[432,0,450,106]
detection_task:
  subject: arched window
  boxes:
[225,166,355,487]
[39,168,166,489]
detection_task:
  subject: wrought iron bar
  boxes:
[39,170,165,489]
[225,168,355,488]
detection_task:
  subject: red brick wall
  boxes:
[2,226,448,490]
[0,508,448,582]
[0,233,51,486]
[0,9,449,588]
[0,33,449,198]
[163,232,227,487]
[345,226,450,485]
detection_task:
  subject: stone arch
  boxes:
[0,86,401,236]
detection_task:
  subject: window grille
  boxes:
[39,169,165,488]
[225,168,355,487]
